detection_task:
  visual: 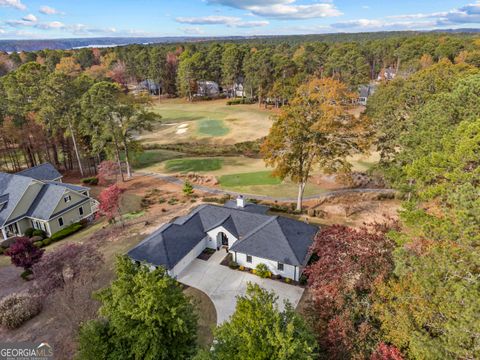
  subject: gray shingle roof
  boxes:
[17,163,62,181]
[128,202,318,270]
[0,169,91,227]
[0,173,35,227]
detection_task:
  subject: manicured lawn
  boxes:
[138,98,272,145]
[196,119,229,137]
[130,149,184,169]
[164,158,224,173]
[184,286,217,348]
[219,171,281,187]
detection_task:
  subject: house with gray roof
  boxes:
[17,162,63,182]
[128,196,318,281]
[0,164,99,245]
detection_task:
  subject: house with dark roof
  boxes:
[0,164,99,244]
[17,163,63,182]
[128,196,318,281]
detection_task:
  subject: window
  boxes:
[277,262,284,271]
[58,217,64,227]
[79,206,84,216]
[246,255,252,264]
[64,195,72,203]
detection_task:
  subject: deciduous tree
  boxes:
[198,283,317,360]
[263,77,368,211]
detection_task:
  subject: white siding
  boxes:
[206,226,238,249]
[170,237,208,278]
[233,252,302,281]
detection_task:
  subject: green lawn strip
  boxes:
[196,119,229,137]
[126,149,184,169]
[164,158,224,173]
[219,171,281,187]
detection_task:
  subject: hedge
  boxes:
[50,222,84,242]
[81,177,99,185]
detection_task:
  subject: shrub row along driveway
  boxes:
[177,250,304,324]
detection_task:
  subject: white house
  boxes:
[128,196,318,281]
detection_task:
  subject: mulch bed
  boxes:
[197,248,216,261]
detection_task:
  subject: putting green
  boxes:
[164,158,224,173]
[197,119,229,137]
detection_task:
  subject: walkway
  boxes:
[135,171,396,202]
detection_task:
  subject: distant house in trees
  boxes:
[358,84,377,106]
[377,67,396,81]
[0,163,98,245]
[226,77,245,97]
[196,81,220,97]
[137,79,161,96]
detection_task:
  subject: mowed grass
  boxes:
[196,119,229,137]
[164,158,223,173]
[138,98,272,146]
[130,149,185,169]
[219,171,281,187]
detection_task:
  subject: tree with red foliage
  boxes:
[97,160,121,185]
[304,221,399,359]
[6,237,44,272]
[98,184,124,223]
[370,343,403,360]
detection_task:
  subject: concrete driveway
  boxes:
[177,250,305,324]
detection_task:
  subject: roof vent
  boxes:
[236,195,245,208]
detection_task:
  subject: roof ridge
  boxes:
[18,162,54,172]
[275,218,302,265]
[237,215,278,242]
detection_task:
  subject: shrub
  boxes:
[285,278,292,284]
[255,263,271,278]
[6,237,44,271]
[228,260,239,269]
[33,241,43,248]
[0,293,42,329]
[81,177,99,185]
[183,181,194,196]
[24,228,34,237]
[0,246,6,255]
[226,98,256,105]
[168,198,178,205]
[20,269,32,281]
[239,265,245,271]
[42,238,52,246]
[299,274,308,286]
[32,229,46,239]
[50,223,83,243]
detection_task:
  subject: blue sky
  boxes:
[0,0,479,39]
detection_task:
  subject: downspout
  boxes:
[294,266,297,282]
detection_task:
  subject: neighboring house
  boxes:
[226,77,245,97]
[358,84,377,106]
[17,163,63,182]
[0,164,99,244]
[377,67,396,81]
[128,197,318,281]
[137,79,161,96]
[196,81,220,97]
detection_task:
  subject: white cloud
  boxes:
[39,5,64,15]
[176,15,269,27]
[207,0,341,20]
[0,0,26,10]
[22,14,38,23]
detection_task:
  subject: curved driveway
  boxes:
[177,250,304,324]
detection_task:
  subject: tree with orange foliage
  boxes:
[262,77,370,211]
[55,57,82,76]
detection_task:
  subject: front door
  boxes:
[220,232,228,247]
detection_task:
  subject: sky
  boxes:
[0,0,479,39]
